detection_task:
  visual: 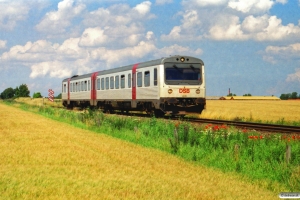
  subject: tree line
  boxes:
[0,84,61,99]
[0,84,30,99]
[280,92,300,100]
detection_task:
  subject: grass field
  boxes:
[0,102,281,199]
[200,100,300,124]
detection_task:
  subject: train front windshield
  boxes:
[164,63,202,85]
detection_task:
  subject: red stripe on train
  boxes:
[132,64,138,100]
[91,72,98,100]
[67,78,70,100]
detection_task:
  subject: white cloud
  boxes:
[78,27,109,47]
[153,44,203,58]
[209,15,248,40]
[164,0,300,42]
[182,0,228,8]
[286,68,300,83]
[35,0,85,35]
[133,1,152,15]
[228,0,274,14]
[265,43,300,58]
[161,10,202,41]
[0,40,7,49]
[0,1,30,30]
[155,0,173,5]
[263,43,300,64]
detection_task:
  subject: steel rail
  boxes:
[182,118,300,134]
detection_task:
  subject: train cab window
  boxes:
[121,75,125,88]
[110,76,114,89]
[128,74,131,88]
[144,71,150,87]
[63,84,66,93]
[105,77,109,90]
[70,83,72,92]
[154,68,157,86]
[137,72,142,87]
[97,78,100,90]
[101,78,104,90]
[115,75,119,89]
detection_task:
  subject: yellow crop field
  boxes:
[0,102,280,199]
[15,97,63,108]
[201,100,300,123]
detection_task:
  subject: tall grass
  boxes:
[4,100,300,192]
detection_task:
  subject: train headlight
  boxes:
[180,57,185,62]
[168,89,173,94]
[196,89,200,94]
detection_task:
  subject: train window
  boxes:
[137,72,142,87]
[97,78,100,90]
[144,71,150,87]
[154,68,157,86]
[105,77,109,90]
[76,82,78,92]
[128,74,131,88]
[115,75,119,89]
[110,76,114,89]
[74,83,76,92]
[63,84,66,93]
[84,81,87,91]
[82,81,84,91]
[101,78,104,90]
[121,75,125,88]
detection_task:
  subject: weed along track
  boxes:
[1,101,299,199]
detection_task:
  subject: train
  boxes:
[62,55,206,116]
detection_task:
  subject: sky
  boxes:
[0,0,300,97]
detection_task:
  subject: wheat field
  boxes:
[201,100,300,123]
[0,102,281,199]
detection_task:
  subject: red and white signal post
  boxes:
[48,89,54,102]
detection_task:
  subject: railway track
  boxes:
[61,106,300,134]
[179,117,300,134]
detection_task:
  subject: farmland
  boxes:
[0,102,281,199]
[201,100,300,125]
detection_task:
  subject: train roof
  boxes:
[62,55,204,82]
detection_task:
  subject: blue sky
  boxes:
[0,0,300,97]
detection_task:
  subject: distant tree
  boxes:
[243,93,252,96]
[280,92,299,100]
[291,92,298,99]
[227,93,236,97]
[18,84,30,97]
[280,94,288,100]
[0,87,15,99]
[33,92,42,98]
[55,93,62,99]
[14,87,20,98]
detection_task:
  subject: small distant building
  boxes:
[219,96,280,100]
[206,96,222,100]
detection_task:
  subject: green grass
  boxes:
[4,100,300,192]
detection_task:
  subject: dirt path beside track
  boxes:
[0,103,280,199]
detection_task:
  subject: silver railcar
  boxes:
[62,55,206,116]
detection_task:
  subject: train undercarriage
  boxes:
[63,97,206,117]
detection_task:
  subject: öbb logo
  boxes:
[179,88,190,93]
